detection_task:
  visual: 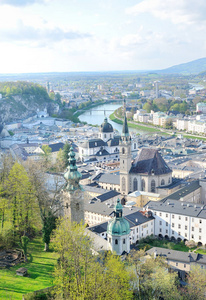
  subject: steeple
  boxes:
[64,147,82,191]
[122,114,129,138]
[63,147,84,224]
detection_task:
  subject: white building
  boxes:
[196,102,206,113]
[145,199,206,246]
[176,119,189,131]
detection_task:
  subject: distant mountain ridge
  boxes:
[159,57,206,75]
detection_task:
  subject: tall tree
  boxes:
[186,265,206,300]
[6,162,38,238]
[53,218,133,299]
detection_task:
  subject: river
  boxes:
[78,102,150,135]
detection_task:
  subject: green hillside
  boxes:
[159,57,206,75]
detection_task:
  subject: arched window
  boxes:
[134,143,136,150]
[133,178,138,191]
[104,134,106,138]
[122,148,125,154]
[168,177,171,184]
[123,239,125,244]
[151,179,156,193]
[115,239,118,245]
[122,177,126,192]
[161,179,165,186]
[141,179,145,191]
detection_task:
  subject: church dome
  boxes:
[107,199,130,236]
[100,117,113,133]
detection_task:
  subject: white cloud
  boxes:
[0,20,92,46]
[126,0,206,25]
[0,0,48,6]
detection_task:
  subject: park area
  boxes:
[0,238,57,300]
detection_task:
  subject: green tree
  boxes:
[186,265,206,300]
[53,218,133,299]
[6,162,38,240]
[62,142,71,168]
[143,102,153,113]
[41,145,52,169]
[128,249,181,300]
[20,235,30,262]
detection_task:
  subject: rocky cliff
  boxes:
[0,82,59,123]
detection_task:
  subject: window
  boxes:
[123,239,125,244]
[172,230,174,234]
[185,226,187,230]
[192,227,194,231]
[160,228,162,232]
[168,177,171,184]
[133,178,138,191]
[184,264,186,268]
[199,219,202,224]
[192,234,194,239]
[199,228,202,233]
[199,236,201,240]
[179,216,181,220]
[185,233,187,237]
[185,217,188,221]
[166,222,168,226]
[172,223,174,228]
[122,148,125,154]
[166,230,168,234]
[159,221,162,225]
[104,134,106,138]
[154,212,156,215]
[176,262,178,266]
[134,143,136,150]
[172,215,174,219]
[151,179,156,193]
[76,203,80,211]
[178,232,181,235]
[159,213,162,217]
[136,228,138,233]
[122,177,126,192]
[141,179,145,191]
[166,214,168,217]
[115,239,118,245]
[178,224,181,229]
[161,179,165,186]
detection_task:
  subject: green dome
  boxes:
[107,199,130,236]
[100,117,113,133]
[107,218,130,236]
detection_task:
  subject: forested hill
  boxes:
[0,81,58,123]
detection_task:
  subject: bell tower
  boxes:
[119,114,131,195]
[63,147,84,223]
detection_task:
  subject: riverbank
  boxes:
[109,111,206,140]
[109,112,167,134]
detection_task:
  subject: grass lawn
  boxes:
[139,238,196,253]
[195,248,206,255]
[0,238,58,300]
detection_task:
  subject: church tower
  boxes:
[107,198,130,255]
[63,147,84,223]
[119,114,132,195]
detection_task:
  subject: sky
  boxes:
[0,0,206,73]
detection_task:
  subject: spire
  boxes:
[114,198,123,218]
[64,147,82,190]
[122,114,129,137]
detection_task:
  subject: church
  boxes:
[119,115,172,195]
[78,117,138,162]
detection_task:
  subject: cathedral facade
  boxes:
[120,116,172,195]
